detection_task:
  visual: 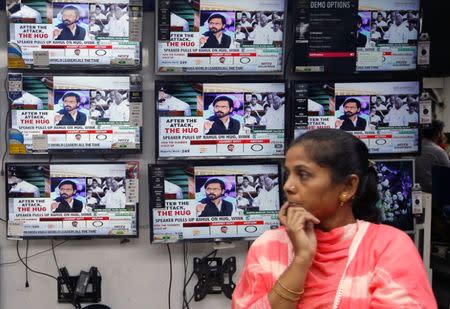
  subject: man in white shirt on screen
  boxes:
[236,188,250,208]
[8,2,42,23]
[106,7,129,37]
[255,177,279,211]
[91,5,107,21]
[269,20,283,43]
[106,90,129,122]
[243,106,258,126]
[383,96,409,127]
[239,13,252,28]
[404,19,418,42]
[158,91,191,116]
[8,171,40,197]
[165,180,183,199]
[259,93,284,130]
[384,12,408,43]
[12,92,43,110]
[405,103,419,125]
[241,177,255,192]
[250,14,273,44]
[102,178,126,208]
[170,12,189,32]
[308,99,325,116]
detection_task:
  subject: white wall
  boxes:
[0,12,249,309]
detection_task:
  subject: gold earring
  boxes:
[339,193,348,207]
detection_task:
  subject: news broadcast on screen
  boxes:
[7,0,142,69]
[293,81,420,155]
[8,73,142,154]
[6,162,139,239]
[156,82,286,159]
[156,0,286,73]
[374,159,415,232]
[294,0,420,73]
[150,163,281,243]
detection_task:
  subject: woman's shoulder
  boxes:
[363,222,415,249]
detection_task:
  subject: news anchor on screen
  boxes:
[196,178,233,217]
[200,13,231,48]
[51,180,83,213]
[204,95,240,135]
[53,5,87,41]
[54,92,87,126]
[335,97,367,131]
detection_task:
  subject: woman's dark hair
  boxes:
[291,129,380,223]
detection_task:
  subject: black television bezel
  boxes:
[154,0,289,76]
[292,0,422,75]
[6,0,143,72]
[289,79,423,157]
[5,161,140,240]
[154,79,289,161]
[7,72,143,155]
[148,160,283,244]
[372,158,416,233]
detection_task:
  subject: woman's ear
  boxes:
[341,174,359,200]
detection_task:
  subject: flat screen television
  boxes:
[292,80,420,155]
[431,166,450,244]
[149,162,281,243]
[5,162,139,239]
[8,73,142,154]
[373,159,415,232]
[7,0,142,70]
[156,81,286,159]
[294,0,420,73]
[155,0,287,74]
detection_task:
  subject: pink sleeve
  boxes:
[369,229,437,308]
[231,243,275,309]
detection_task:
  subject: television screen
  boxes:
[150,163,281,243]
[294,0,420,73]
[374,159,414,232]
[431,166,450,243]
[156,0,286,74]
[292,81,420,155]
[6,162,139,239]
[7,0,142,70]
[8,73,142,154]
[156,81,286,159]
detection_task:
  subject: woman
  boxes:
[232,129,436,308]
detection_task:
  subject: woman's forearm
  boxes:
[268,257,310,309]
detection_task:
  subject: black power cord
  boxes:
[51,240,62,277]
[1,240,69,267]
[166,244,172,309]
[25,240,30,287]
[15,240,58,281]
[0,218,7,223]
[1,77,11,177]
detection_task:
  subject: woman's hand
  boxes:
[279,202,320,266]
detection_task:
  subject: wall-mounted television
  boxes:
[149,162,281,243]
[156,0,287,74]
[294,0,420,73]
[156,81,286,159]
[8,73,142,154]
[6,162,139,239]
[374,159,415,232]
[292,80,420,155]
[7,0,142,70]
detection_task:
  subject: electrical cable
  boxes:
[25,240,29,287]
[16,241,58,281]
[166,244,172,309]
[1,240,69,267]
[0,218,7,223]
[51,240,62,277]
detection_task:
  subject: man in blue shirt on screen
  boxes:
[204,95,241,135]
[53,5,86,40]
[196,178,233,217]
[54,92,87,126]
